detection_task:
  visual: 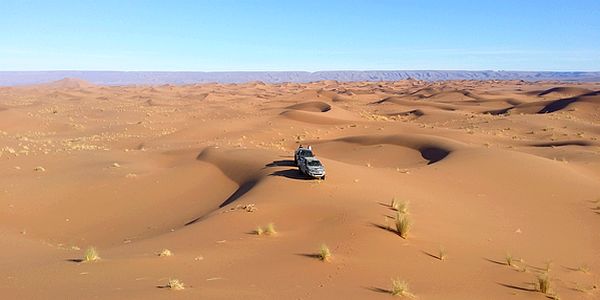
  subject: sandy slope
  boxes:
[1,78,600,299]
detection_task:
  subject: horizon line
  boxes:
[1,69,600,73]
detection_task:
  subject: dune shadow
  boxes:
[532,141,591,147]
[286,101,331,112]
[538,98,578,114]
[219,180,258,208]
[420,147,450,164]
[483,107,513,115]
[185,180,259,226]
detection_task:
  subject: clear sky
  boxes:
[1,0,599,71]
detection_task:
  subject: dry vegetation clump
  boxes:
[158,249,173,257]
[391,278,414,298]
[265,223,277,235]
[505,253,514,267]
[438,247,447,261]
[255,226,264,236]
[166,278,185,290]
[83,247,100,262]
[544,260,553,272]
[390,197,409,214]
[229,203,256,212]
[255,223,276,236]
[395,212,411,239]
[505,253,523,267]
[576,264,590,274]
[319,244,332,262]
[536,273,551,294]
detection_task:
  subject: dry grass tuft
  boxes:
[505,253,514,267]
[265,223,277,235]
[577,264,590,274]
[395,213,411,239]
[319,244,332,262]
[255,223,276,236]
[255,226,264,236]
[391,278,414,297]
[158,249,173,257]
[536,273,551,294]
[166,278,185,290]
[438,247,447,261]
[83,247,100,262]
[573,282,593,294]
[544,260,553,272]
[391,197,409,214]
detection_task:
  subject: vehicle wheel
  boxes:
[321,176,326,180]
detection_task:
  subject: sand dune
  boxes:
[536,86,593,98]
[492,90,600,114]
[1,79,600,299]
[312,134,460,167]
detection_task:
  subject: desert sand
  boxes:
[1,78,600,299]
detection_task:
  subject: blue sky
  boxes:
[1,0,599,71]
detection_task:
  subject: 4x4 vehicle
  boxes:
[298,157,326,179]
[294,146,314,166]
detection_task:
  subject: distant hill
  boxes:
[1,70,599,86]
[40,77,95,89]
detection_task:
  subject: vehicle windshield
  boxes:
[307,160,322,167]
[300,150,314,157]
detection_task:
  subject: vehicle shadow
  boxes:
[264,160,296,167]
[270,169,312,180]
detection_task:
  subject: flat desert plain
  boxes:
[1,78,600,299]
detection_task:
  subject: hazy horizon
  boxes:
[2,70,600,86]
[2,68,600,72]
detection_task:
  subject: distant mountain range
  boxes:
[1,70,599,86]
